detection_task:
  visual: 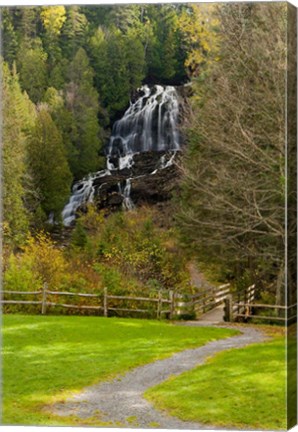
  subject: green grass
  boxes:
[287,327,297,429]
[145,337,286,430]
[2,314,237,426]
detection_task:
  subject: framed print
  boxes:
[1,2,297,430]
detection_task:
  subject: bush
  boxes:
[77,207,190,293]
[21,232,67,289]
[4,253,42,292]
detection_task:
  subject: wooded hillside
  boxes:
[2,3,294,309]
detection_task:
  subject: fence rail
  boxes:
[1,290,42,295]
[0,285,175,319]
[46,290,100,298]
[2,283,296,325]
[175,283,231,318]
[224,292,297,325]
[104,288,173,319]
[1,284,231,320]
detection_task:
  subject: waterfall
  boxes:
[119,179,135,211]
[107,85,180,169]
[62,85,180,226]
[62,170,109,226]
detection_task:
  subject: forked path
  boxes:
[52,324,267,429]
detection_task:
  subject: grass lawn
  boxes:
[2,314,237,426]
[145,336,286,430]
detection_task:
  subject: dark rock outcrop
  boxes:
[93,151,180,211]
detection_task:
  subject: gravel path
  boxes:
[51,324,268,429]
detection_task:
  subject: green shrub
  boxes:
[4,253,42,292]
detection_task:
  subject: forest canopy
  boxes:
[1,4,202,237]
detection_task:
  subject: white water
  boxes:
[62,85,180,226]
[62,170,110,226]
[108,85,180,164]
[118,178,135,211]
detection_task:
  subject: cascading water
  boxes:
[62,170,110,226]
[118,179,135,211]
[107,85,180,169]
[62,85,180,226]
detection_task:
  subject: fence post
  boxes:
[157,290,162,319]
[169,290,175,320]
[104,287,108,317]
[41,283,47,315]
[224,294,233,322]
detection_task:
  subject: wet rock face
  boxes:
[93,151,180,211]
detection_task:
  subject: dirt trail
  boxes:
[51,324,267,429]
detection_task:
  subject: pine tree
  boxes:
[2,8,19,65]
[43,86,78,176]
[89,27,145,117]
[28,107,72,220]
[19,7,39,40]
[65,48,104,178]
[17,39,48,103]
[124,34,146,93]
[60,6,88,59]
[2,62,33,245]
[146,5,181,82]
[107,5,143,33]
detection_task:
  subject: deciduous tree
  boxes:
[178,3,286,301]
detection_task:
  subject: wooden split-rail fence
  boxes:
[1,283,232,319]
[224,284,297,325]
[175,283,231,318]
[1,282,296,325]
[0,284,230,319]
[0,285,175,319]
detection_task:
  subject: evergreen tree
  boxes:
[71,220,88,249]
[28,107,72,220]
[124,34,146,93]
[19,7,39,41]
[65,48,104,178]
[43,86,78,174]
[146,5,182,83]
[2,8,19,65]
[17,39,48,103]
[89,27,145,117]
[60,6,88,59]
[2,62,33,245]
[80,5,112,29]
[107,5,143,33]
